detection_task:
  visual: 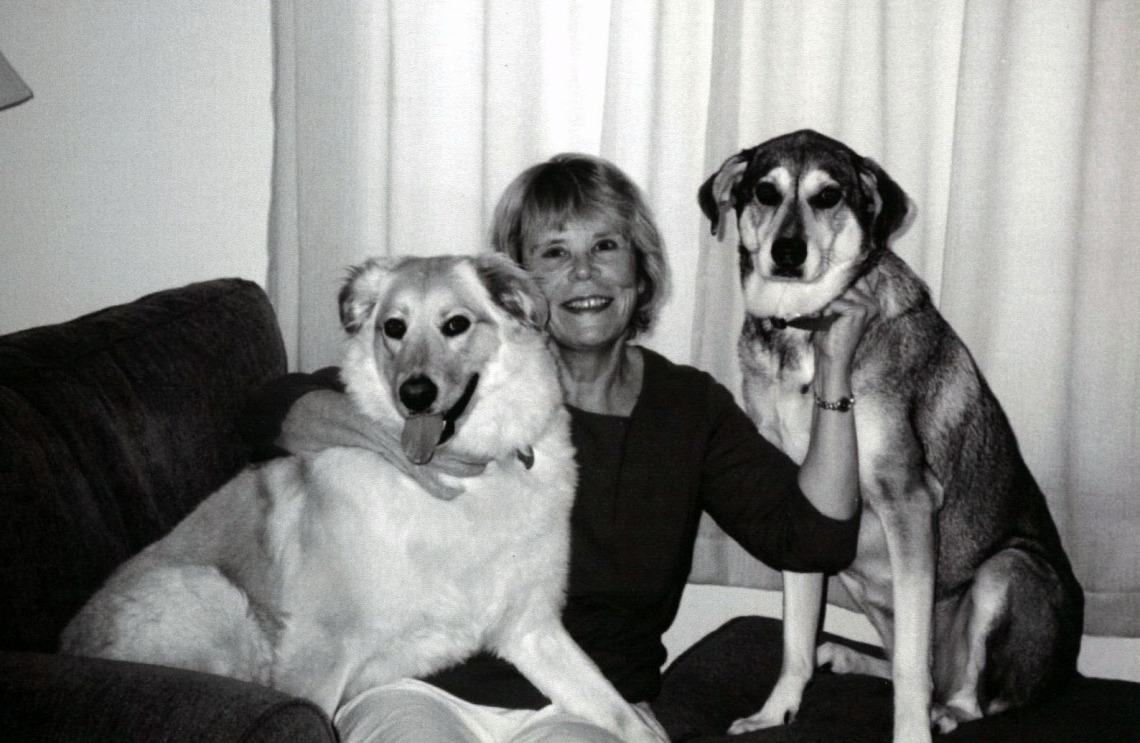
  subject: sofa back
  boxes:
[0,279,287,652]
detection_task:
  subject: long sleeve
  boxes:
[697,377,860,573]
[239,367,343,462]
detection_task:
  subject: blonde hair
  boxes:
[490,153,671,339]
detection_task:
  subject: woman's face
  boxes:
[522,215,640,353]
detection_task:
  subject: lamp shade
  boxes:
[0,49,32,111]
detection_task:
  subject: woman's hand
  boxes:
[812,277,880,371]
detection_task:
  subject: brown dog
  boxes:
[700,130,1083,743]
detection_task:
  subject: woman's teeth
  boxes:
[563,296,611,311]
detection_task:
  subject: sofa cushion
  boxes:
[0,279,287,652]
[0,651,336,743]
[653,615,1140,742]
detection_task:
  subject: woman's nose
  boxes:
[571,253,594,279]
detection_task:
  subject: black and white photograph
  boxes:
[2,2,1138,742]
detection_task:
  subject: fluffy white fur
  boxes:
[61,254,664,742]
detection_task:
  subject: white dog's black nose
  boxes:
[772,237,807,271]
[399,376,438,412]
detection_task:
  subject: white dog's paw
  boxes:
[632,702,670,743]
[727,675,805,735]
[607,701,668,743]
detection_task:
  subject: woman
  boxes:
[249,153,877,742]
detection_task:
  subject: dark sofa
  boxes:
[0,279,335,741]
[2,279,1138,742]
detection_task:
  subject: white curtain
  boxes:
[269,0,1140,637]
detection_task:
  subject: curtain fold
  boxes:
[269,0,1140,636]
[939,0,1140,636]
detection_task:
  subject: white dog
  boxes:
[62,254,665,742]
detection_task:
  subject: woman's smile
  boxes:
[562,295,614,312]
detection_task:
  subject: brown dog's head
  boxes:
[699,129,912,320]
[338,253,556,465]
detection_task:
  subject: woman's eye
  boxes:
[755,182,782,206]
[811,186,842,209]
[441,315,471,337]
[382,318,407,339]
[595,238,619,252]
[538,246,567,261]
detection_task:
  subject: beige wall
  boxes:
[0,1,272,335]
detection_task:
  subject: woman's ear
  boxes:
[698,151,750,240]
[473,253,549,332]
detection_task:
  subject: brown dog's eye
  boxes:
[441,315,471,337]
[810,186,842,210]
[756,182,782,206]
[382,318,407,339]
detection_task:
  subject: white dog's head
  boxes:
[699,129,914,321]
[338,254,560,465]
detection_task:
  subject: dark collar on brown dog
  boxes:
[770,314,837,332]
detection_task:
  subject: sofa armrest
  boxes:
[0,651,336,743]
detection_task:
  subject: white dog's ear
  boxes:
[473,254,549,332]
[339,257,398,334]
[859,158,916,247]
[698,151,750,241]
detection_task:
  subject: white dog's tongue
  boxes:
[401,413,445,465]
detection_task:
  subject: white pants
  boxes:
[335,679,659,743]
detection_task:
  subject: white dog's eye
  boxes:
[441,315,471,337]
[810,186,843,210]
[382,318,407,340]
[755,182,782,206]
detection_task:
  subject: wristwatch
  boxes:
[813,392,855,412]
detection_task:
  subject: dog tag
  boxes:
[401,413,444,465]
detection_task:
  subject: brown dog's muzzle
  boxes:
[771,236,807,275]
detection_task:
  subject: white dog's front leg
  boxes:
[497,624,668,743]
[729,570,824,735]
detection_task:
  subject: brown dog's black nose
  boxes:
[772,237,807,271]
[399,376,438,412]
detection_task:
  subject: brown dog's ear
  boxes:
[473,254,549,332]
[859,158,915,247]
[698,152,750,241]
[338,257,398,334]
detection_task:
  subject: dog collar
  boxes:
[770,315,836,332]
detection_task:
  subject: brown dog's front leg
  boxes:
[879,471,940,743]
[729,570,825,734]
